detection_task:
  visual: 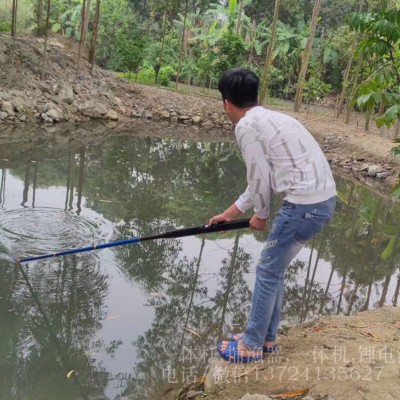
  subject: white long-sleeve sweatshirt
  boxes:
[234,106,336,219]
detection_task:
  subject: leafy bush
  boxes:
[213,31,245,77]
[137,68,156,84]
[0,22,11,32]
[303,76,332,104]
[158,65,175,86]
[137,65,175,87]
[265,66,291,99]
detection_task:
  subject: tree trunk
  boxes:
[303,232,326,320]
[21,164,30,207]
[337,187,362,314]
[248,19,256,65]
[365,111,371,132]
[175,0,189,91]
[395,120,400,138]
[345,52,363,124]
[362,204,389,311]
[158,10,168,65]
[89,0,101,75]
[259,0,280,104]
[42,0,51,78]
[76,0,87,78]
[68,152,76,211]
[336,273,347,315]
[335,39,357,118]
[65,151,73,211]
[32,161,37,207]
[336,1,363,118]
[76,148,85,215]
[319,183,355,314]
[178,237,205,353]
[11,0,18,37]
[346,283,359,316]
[0,169,6,207]
[378,274,392,307]
[300,237,315,322]
[37,0,44,37]
[83,0,91,42]
[393,273,400,306]
[293,0,322,112]
[319,266,335,314]
[235,0,243,35]
[218,232,240,336]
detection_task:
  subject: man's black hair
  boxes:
[218,68,259,108]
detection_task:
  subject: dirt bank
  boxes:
[203,307,400,400]
[166,307,400,400]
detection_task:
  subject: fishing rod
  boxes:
[16,219,250,263]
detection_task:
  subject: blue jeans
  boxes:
[242,196,336,349]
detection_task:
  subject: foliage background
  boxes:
[3,0,400,130]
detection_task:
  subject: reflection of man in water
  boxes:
[154,63,161,83]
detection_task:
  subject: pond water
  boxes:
[0,127,399,399]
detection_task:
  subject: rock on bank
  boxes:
[0,34,228,129]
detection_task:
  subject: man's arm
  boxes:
[234,186,253,213]
[208,203,242,225]
[208,203,267,231]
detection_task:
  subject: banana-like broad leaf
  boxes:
[52,23,61,33]
[229,0,238,19]
[380,235,396,260]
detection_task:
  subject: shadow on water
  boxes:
[0,129,399,399]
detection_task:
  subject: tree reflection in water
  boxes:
[0,133,400,398]
[0,255,109,400]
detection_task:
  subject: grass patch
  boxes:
[116,71,288,105]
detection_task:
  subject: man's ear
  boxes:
[224,99,232,112]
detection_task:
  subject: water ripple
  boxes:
[0,207,115,258]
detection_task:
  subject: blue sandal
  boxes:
[217,340,263,363]
[229,333,278,353]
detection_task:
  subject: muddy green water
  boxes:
[0,129,398,399]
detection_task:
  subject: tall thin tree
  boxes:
[42,0,51,78]
[175,0,189,91]
[336,1,364,118]
[76,0,87,78]
[293,0,322,112]
[218,231,240,336]
[345,52,363,124]
[158,10,168,66]
[11,0,18,37]
[335,38,358,118]
[393,273,400,306]
[0,169,6,207]
[83,0,91,41]
[89,0,101,75]
[37,0,44,36]
[259,0,280,105]
[235,0,243,35]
